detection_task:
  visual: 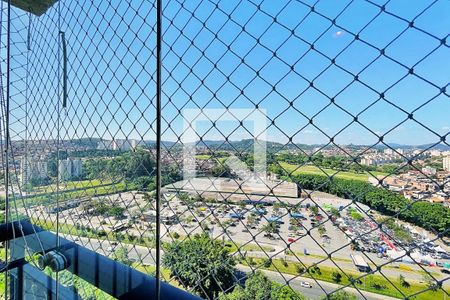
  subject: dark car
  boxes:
[440,253,450,260]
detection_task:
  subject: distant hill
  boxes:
[47,138,450,152]
[197,139,450,152]
[382,143,450,151]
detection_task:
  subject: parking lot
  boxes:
[160,190,450,271]
[30,186,450,284]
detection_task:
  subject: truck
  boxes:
[351,254,371,272]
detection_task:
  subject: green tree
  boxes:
[239,201,246,210]
[422,274,438,292]
[247,214,256,226]
[399,274,410,288]
[271,283,305,300]
[112,246,132,266]
[220,272,305,300]
[219,286,247,300]
[331,271,342,284]
[321,291,357,300]
[273,202,282,216]
[109,206,125,218]
[163,234,236,299]
[329,207,340,218]
[295,265,305,275]
[280,172,450,235]
[244,271,273,299]
[309,205,319,215]
[318,226,326,236]
[262,222,277,237]
[262,258,272,268]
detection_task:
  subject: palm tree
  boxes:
[310,205,319,215]
[273,203,282,216]
[247,214,256,226]
[318,225,326,236]
[262,222,277,237]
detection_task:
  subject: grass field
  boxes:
[20,180,132,208]
[195,155,228,163]
[224,241,275,253]
[32,179,111,193]
[278,162,387,182]
[0,248,4,297]
[34,218,156,249]
[195,154,212,160]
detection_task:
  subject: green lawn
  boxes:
[223,241,275,253]
[243,257,446,300]
[132,263,178,286]
[32,179,110,193]
[195,155,228,164]
[20,181,131,208]
[0,248,4,297]
[195,155,212,160]
[34,218,156,249]
[278,162,387,182]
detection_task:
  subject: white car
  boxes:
[300,281,312,288]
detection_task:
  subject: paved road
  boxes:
[64,234,400,300]
[238,265,396,300]
[245,249,443,284]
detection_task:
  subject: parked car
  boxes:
[300,281,312,288]
[441,253,450,260]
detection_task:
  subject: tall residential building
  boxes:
[20,157,48,185]
[97,139,114,150]
[58,159,71,181]
[443,156,450,172]
[396,148,404,155]
[72,159,82,177]
[112,139,138,151]
[58,158,83,181]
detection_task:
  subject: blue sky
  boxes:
[8,0,450,146]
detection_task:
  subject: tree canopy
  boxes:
[83,148,155,180]
[321,291,358,300]
[220,271,305,300]
[163,234,236,299]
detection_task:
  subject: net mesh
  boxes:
[0,0,449,299]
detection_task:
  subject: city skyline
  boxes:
[8,136,450,149]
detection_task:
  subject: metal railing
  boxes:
[0,220,200,299]
[0,0,449,299]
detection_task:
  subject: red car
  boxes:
[287,237,295,243]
